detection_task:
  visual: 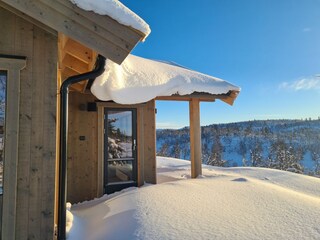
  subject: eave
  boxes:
[0,0,146,64]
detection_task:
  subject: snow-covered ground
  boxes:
[67,157,320,240]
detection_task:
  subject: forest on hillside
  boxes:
[156,119,320,176]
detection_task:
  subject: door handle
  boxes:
[133,139,136,151]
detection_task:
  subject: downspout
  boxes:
[58,55,106,240]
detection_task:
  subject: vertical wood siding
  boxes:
[67,92,98,203]
[0,8,57,240]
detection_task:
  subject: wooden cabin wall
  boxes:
[0,7,57,240]
[68,99,157,202]
[67,92,98,203]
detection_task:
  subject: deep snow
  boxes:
[67,157,320,240]
[91,54,240,104]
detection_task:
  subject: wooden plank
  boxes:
[58,33,67,70]
[219,91,240,106]
[137,107,144,187]
[69,82,86,92]
[64,36,96,64]
[0,1,57,36]
[40,29,57,240]
[156,95,215,102]
[62,54,89,73]
[27,26,46,240]
[143,100,156,184]
[189,99,202,178]
[97,106,104,197]
[0,58,26,240]
[156,91,240,105]
[2,0,143,64]
[61,67,80,79]
[53,0,143,46]
[55,68,61,233]
[0,9,57,239]
[67,92,98,203]
[0,6,15,55]
[13,15,34,240]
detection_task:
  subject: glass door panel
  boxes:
[0,70,6,195]
[107,160,133,183]
[104,109,137,194]
[0,70,7,229]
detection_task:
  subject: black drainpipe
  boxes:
[58,55,106,240]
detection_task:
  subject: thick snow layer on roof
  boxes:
[70,0,150,39]
[91,55,240,104]
[67,157,320,240]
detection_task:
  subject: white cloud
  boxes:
[303,27,311,32]
[279,75,320,91]
[157,122,184,129]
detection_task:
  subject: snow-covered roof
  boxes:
[91,54,241,105]
[70,0,151,40]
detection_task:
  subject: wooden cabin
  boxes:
[0,1,239,239]
[0,0,148,239]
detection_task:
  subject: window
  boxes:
[0,55,26,237]
[0,70,6,195]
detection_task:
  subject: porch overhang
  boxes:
[156,90,240,178]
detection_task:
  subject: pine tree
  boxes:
[207,134,226,167]
[250,138,263,167]
[270,139,303,173]
[172,141,181,159]
[238,139,247,165]
[158,143,169,157]
[311,146,320,175]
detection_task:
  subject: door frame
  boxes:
[0,56,26,238]
[97,102,143,197]
[103,107,137,194]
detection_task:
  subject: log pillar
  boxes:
[189,98,202,178]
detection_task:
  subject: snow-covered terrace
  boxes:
[67,157,320,240]
[91,54,241,178]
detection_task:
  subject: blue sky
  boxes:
[122,0,320,129]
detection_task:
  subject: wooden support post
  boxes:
[189,98,202,178]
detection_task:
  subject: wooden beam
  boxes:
[62,54,89,73]
[156,95,215,102]
[189,98,202,178]
[156,91,239,105]
[63,38,94,64]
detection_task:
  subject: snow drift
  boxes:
[91,54,240,104]
[67,157,320,240]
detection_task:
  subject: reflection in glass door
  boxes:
[0,70,6,194]
[0,70,7,229]
[104,108,137,194]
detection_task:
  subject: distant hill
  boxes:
[156,119,320,176]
